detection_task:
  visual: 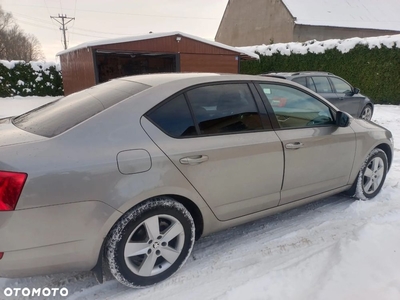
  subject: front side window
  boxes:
[330,77,352,94]
[259,84,334,129]
[311,76,333,93]
[186,83,263,135]
[147,94,196,137]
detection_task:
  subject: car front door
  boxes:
[329,76,364,117]
[142,83,284,221]
[256,82,356,205]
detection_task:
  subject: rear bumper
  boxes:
[0,240,100,278]
[0,201,120,278]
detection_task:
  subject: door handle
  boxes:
[339,97,344,100]
[180,155,209,165]
[285,142,304,150]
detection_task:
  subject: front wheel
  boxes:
[360,105,373,120]
[354,149,388,200]
[106,197,195,288]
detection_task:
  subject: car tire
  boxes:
[360,105,373,120]
[106,197,195,288]
[351,149,388,200]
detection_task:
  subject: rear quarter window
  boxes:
[13,80,150,138]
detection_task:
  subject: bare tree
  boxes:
[0,6,13,57]
[25,34,45,61]
[0,5,44,61]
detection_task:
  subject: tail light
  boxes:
[0,252,3,260]
[0,171,27,211]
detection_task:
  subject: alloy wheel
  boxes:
[124,214,185,277]
[363,156,385,195]
[361,106,372,120]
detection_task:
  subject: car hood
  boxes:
[352,117,387,131]
[0,117,47,148]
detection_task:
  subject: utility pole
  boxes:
[50,14,75,50]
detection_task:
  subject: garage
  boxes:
[57,31,258,95]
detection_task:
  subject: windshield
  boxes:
[13,79,150,138]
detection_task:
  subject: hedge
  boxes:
[0,61,63,97]
[240,44,400,104]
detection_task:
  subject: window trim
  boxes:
[253,81,338,131]
[145,81,272,139]
[306,77,317,92]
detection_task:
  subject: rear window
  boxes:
[13,80,150,137]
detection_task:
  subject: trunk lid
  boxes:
[0,117,47,148]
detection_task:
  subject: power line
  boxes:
[50,14,75,49]
[16,13,131,38]
[42,0,59,36]
[15,19,114,39]
[69,0,78,29]
[5,3,218,20]
[14,13,131,37]
[16,19,58,31]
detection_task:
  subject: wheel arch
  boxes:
[93,194,204,282]
[360,103,374,119]
[375,143,392,170]
[164,194,204,240]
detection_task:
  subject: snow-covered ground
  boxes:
[0,96,59,118]
[0,98,399,300]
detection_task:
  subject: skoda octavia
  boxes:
[0,73,393,287]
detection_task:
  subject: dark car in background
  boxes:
[261,72,374,120]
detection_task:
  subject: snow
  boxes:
[56,31,259,60]
[282,0,400,31]
[29,61,61,72]
[0,60,24,69]
[0,99,399,300]
[238,34,400,56]
[0,60,61,72]
[0,96,59,118]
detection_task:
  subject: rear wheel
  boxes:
[106,197,195,288]
[353,149,388,200]
[360,105,373,120]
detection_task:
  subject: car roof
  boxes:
[261,71,334,79]
[117,73,287,87]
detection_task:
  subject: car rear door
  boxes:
[329,76,364,117]
[256,82,356,205]
[142,82,284,221]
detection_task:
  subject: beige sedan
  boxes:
[0,73,393,288]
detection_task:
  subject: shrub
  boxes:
[241,42,400,104]
[0,60,63,97]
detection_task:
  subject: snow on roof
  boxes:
[56,31,259,59]
[282,0,400,31]
[238,34,400,56]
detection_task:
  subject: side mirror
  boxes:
[353,87,360,94]
[336,111,350,127]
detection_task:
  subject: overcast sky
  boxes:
[1,0,229,61]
